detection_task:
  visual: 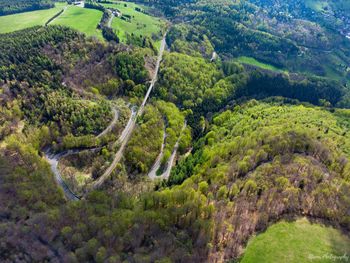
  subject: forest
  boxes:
[0,0,54,16]
[1,0,350,262]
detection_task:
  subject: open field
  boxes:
[241,218,350,263]
[101,1,164,44]
[0,3,65,34]
[51,5,103,40]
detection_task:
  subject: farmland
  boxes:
[101,1,165,45]
[51,5,103,40]
[0,3,65,34]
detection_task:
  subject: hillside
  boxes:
[0,0,350,262]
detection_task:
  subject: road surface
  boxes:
[46,106,119,200]
[97,107,119,138]
[153,121,187,180]
[92,33,167,189]
[147,126,167,179]
[45,150,82,201]
[107,11,114,28]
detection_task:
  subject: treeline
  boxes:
[235,70,345,106]
[0,26,151,139]
[148,0,350,83]
[167,101,350,260]
[85,0,120,42]
[0,0,54,16]
[157,52,346,116]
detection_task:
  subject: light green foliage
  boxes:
[198,181,209,195]
[125,104,164,175]
[157,52,227,110]
[235,56,283,72]
[167,24,214,58]
[241,218,350,263]
[156,100,189,155]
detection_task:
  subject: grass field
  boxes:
[51,6,103,40]
[0,3,65,34]
[241,218,350,263]
[235,56,283,72]
[101,1,164,45]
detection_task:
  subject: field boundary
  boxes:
[45,6,66,26]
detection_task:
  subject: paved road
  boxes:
[154,121,187,180]
[97,107,119,138]
[92,33,167,189]
[46,106,119,201]
[45,150,82,201]
[148,126,167,179]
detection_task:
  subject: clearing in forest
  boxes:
[241,218,350,263]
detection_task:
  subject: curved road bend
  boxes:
[147,126,167,179]
[154,121,187,180]
[46,107,119,201]
[97,107,119,138]
[92,33,167,189]
[46,150,82,201]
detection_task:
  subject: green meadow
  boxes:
[241,218,350,263]
[101,1,165,44]
[51,6,103,40]
[235,56,283,72]
[0,3,65,34]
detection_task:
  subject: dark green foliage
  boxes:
[235,70,345,106]
[0,0,54,16]
[102,26,119,42]
[125,105,164,175]
[113,51,148,83]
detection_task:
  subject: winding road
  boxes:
[45,106,119,201]
[46,150,83,201]
[147,126,167,179]
[92,33,167,189]
[153,121,187,180]
[97,107,119,138]
[47,33,167,195]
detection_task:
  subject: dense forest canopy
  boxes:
[0,0,54,16]
[0,0,350,262]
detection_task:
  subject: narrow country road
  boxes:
[154,121,187,180]
[92,33,167,189]
[45,150,82,201]
[45,106,119,201]
[147,126,167,179]
[97,107,119,138]
[107,12,114,28]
